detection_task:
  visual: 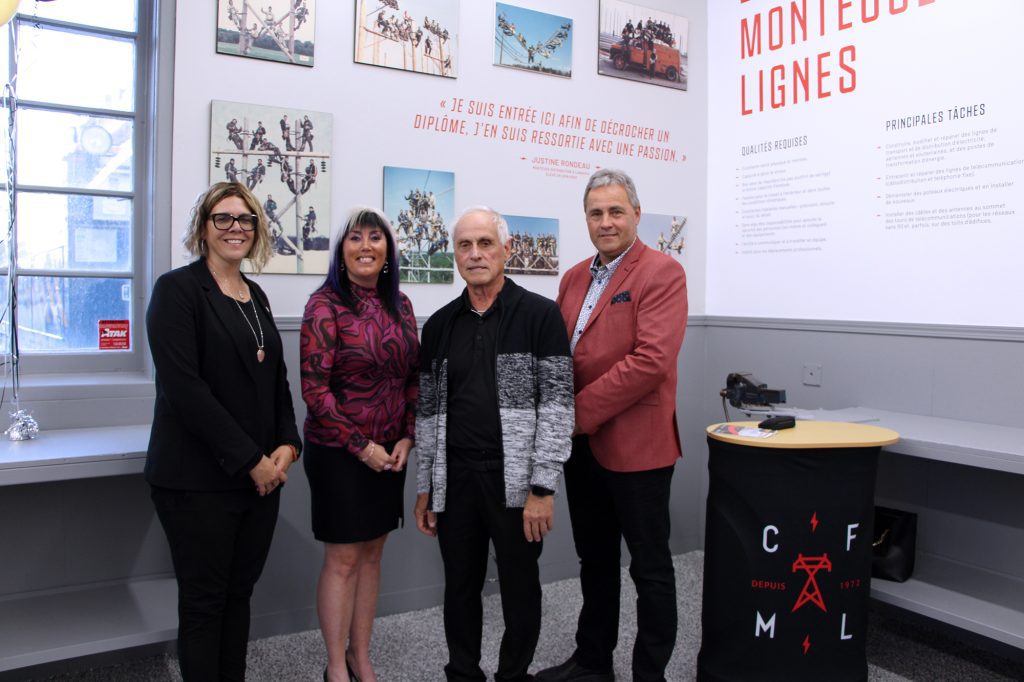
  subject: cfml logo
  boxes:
[752,513,867,654]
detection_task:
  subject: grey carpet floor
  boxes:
[27,552,1024,681]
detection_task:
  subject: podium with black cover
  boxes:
[697,421,899,682]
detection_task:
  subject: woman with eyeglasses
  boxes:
[300,207,419,682]
[145,181,302,681]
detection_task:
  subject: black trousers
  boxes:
[437,455,542,682]
[564,436,676,682]
[151,486,280,682]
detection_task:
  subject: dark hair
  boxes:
[322,207,401,320]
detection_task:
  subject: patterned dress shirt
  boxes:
[569,239,636,354]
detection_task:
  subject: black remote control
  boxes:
[758,415,796,430]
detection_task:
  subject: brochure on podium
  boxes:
[713,424,777,439]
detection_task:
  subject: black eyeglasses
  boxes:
[210,213,258,231]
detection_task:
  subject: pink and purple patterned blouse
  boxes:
[300,284,419,455]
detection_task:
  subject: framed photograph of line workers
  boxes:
[383,165,456,284]
[504,215,560,276]
[639,212,687,263]
[216,0,316,67]
[598,0,689,90]
[210,100,333,274]
[354,0,459,78]
[494,3,573,78]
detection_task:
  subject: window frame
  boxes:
[5,2,158,375]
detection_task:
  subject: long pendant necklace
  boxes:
[235,296,266,363]
[210,265,266,363]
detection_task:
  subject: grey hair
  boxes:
[454,205,510,244]
[583,168,640,210]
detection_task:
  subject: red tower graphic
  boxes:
[791,553,832,613]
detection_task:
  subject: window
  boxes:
[2,0,152,372]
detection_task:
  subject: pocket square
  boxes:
[611,290,631,304]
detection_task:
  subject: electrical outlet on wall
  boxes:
[802,363,822,386]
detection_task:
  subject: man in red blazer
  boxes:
[537,169,687,682]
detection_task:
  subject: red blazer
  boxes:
[557,240,687,472]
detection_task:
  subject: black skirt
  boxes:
[303,439,406,544]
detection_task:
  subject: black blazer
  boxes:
[145,259,301,491]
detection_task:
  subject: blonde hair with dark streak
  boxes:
[183,182,273,273]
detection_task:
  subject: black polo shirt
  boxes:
[446,291,502,457]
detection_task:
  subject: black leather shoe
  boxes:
[534,657,614,682]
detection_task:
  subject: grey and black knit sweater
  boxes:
[415,278,574,512]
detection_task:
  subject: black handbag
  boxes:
[871,506,917,582]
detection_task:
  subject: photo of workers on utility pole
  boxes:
[210,100,332,274]
[504,215,560,276]
[640,212,687,260]
[216,0,316,66]
[354,0,458,78]
[383,165,455,284]
[494,3,573,78]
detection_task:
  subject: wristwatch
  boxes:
[530,485,555,497]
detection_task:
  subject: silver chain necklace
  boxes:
[235,296,266,363]
[210,265,266,363]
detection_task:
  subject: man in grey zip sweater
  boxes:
[415,207,574,682]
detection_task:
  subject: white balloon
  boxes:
[0,0,21,28]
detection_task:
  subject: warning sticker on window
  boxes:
[99,319,130,350]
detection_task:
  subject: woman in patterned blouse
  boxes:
[300,207,419,682]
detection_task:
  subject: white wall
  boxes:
[172,0,708,318]
[706,0,1024,327]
